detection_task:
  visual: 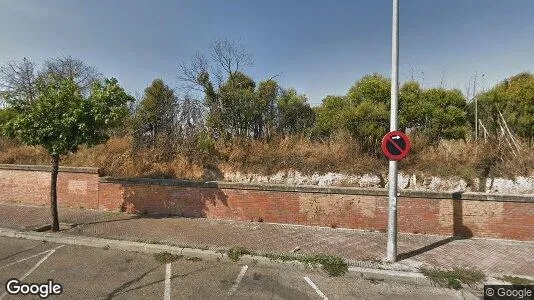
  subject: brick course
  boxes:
[1,165,532,241]
[0,166,99,209]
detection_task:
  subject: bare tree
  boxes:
[178,39,252,93]
[176,94,206,153]
[409,64,415,81]
[1,56,102,107]
[439,67,447,88]
[210,39,252,78]
[0,58,38,105]
[40,56,102,93]
[178,51,209,92]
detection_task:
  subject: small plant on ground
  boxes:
[420,266,486,289]
[497,275,534,285]
[153,252,184,264]
[263,253,348,277]
[312,254,349,277]
[227,247,251,262]
[186,256,202,262]
[367,278,384,284]
[263,253,296,262]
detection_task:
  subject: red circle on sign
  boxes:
[381,130,411,161]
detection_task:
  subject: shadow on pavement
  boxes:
[397,236,462,261]
[105,265,161,300]
[398,193,473,261]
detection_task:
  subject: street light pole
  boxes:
[387,0,399,263]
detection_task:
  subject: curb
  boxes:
[347,266,432,285]
[0,227,478,292]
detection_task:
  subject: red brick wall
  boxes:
[0,166,100,209]
[1,165,532,241]
[101,180,534,241]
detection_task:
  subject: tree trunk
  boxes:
[50,154,60,232]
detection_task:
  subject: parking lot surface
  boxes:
[0,237,461,299]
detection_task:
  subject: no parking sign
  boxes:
[381,130,411,161]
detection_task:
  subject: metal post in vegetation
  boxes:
[387,0,399,263]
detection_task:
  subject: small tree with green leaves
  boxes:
[3,76,133,231]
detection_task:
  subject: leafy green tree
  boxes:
[422,88,469,142]
[399,81,427,131]
[277,88,315,135]
[219,72,257,137]
[3,76,132,231]
[343,74,390,154]
[255,79,279,139]
[346,73,390,106]
[0,107,16,129]
[133,79,178,149]
[313,95,348,138]
[475,72,534,144]
[191,68,283,140]
[195,70,222,138]
[342,101,389,155]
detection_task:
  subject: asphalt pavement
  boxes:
[0,236,462,300]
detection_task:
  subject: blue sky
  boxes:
[1,0,533,105]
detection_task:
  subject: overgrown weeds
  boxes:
[250,250,348,277]
[227,247,251,262]
[153,252,184,264]
[497,275,534,285]
[226,246,348,277]
[420,266,486,289]
[1,134,532,181]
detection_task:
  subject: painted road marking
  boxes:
[0,249,56,271]
[304,276,328,300]
[0,243,41,263]
[164,263,171,300]
[0,245,64,300]
[228,265,248,295]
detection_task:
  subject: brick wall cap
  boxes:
[0,164,100,174]
[99,177,534,203]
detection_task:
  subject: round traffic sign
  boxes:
[381,130,411,161]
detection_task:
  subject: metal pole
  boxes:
[473,71,478,141]
[475,95,478,141]
[387,0,399,263]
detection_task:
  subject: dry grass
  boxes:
[0,144,49,165]
[0,134,532,181]
[404,139,534,181]
[219,133,385,176]
[64,136,206,179]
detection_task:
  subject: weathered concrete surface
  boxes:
[223,170,534,194]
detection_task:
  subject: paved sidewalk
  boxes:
[1,202,533,277]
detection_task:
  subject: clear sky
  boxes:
[1,0,533,105]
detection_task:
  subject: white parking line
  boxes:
[228,265,248,295]
[0,245,64,300]
[164,263,171,300]
[304,276,328,300]
[0,249,56,270]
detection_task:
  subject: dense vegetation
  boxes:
[1,41,533,186]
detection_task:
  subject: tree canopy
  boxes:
[133,79,178,149]
[475,72,534,142]
[3,76,132,155]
